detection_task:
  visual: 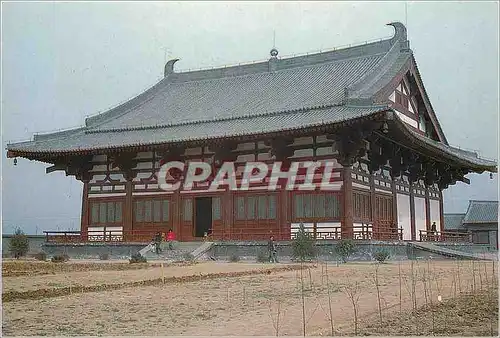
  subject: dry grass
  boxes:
[360,287,499,336]
[2,260,498,336]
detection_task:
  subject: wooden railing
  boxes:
[184,224,403,242]
[210,227,403,241]
[44,230,160,244]
[49,227,479,244]
[419,230,471,243]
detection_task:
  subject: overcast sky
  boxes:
[1,2,498,234]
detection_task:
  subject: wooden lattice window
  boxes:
[212,197,221,221]
[353,191,371,221]
[183,199,193,222]
[294,193,340,220]
[234,194,277,220]
[90,201,123,225]
[375,194,393,222]
[134,199,171,224]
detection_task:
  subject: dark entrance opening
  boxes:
[195,197,212,237]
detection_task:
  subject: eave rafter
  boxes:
[209,140,239,167]
[328,121,382,167]
[45,155,94,182]
[109,151,138,181]
[371,133,473,189]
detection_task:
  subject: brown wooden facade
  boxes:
[73,128,446,242]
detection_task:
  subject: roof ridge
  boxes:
[173,35,394,74]
[160,51,388,89]
[346,39,404,97]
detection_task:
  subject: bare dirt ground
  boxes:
[2,260,498,336]
[2,259,171,277]
[2,262,292,293]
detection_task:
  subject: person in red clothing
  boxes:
[166,228,176,250]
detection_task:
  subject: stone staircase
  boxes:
[138,241,211,262]
[409,242,496,260]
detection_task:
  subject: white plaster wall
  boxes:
[397,194,412,240]
[395,110,418,128]
[415,197,427,240]
[430,200,441,231]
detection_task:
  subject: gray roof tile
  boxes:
[444,213,466,230]
[8,105,387,153]
[87,53,386,132]
[463,200,499,224]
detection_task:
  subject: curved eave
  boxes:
[385,110,497,173]
[6,107,390,163]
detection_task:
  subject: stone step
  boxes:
[409,242,495,260]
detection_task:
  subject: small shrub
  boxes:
[373,249,390,263]
[9,228,29,259]
[34,252,47,261]
[129,253,147,264]
[335,239,356,263]
[256,250,268,263]
[99,253,110,260]
[292,223,316,262]
[51,254,70,263]
[229,254,240,262]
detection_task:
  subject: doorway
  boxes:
[195,197,212,237]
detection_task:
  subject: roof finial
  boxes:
[270,30,278,58]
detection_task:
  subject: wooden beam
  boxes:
[392,178,398,234]
[439,189,445,233]
[425,186,431,232]
[370,173,377,232]
[46,163,66,174]
[124,179,133,237]
[409,182,416,241]
[80,180,90,238]
[342,166,354,239]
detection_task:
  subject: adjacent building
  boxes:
[444,200,498,248]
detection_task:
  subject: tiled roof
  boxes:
[7,105,388,154]
[443,213,466,230]
[403,122,497,170]
[87,53,387,132]
[4,22,497,173]
[462,200,499,224]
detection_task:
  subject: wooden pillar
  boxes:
[409,182,416,241]
[392,178,399,238]
[224,187,232,240]
[172,188,181,240]
[425,186,431,231]
[369,173,377,236]
[124,178,133,238]
[439,189,445,232]
[342,166,354,239]
[80,180,90,238]
[279,188,287,241]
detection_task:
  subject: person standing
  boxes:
[154,232,162,254]
[166,228,176,250]
[268,235,278,263]
[431,221,438,241]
